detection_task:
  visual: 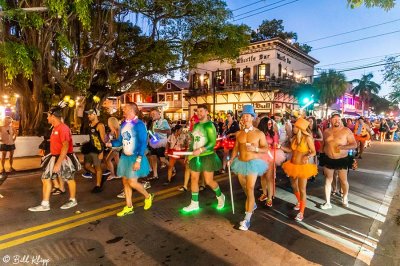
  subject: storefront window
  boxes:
[242,68,251,85]
[258,64,270,81]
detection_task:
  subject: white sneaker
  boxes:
[28,204,50,212]
[60,199,78,209]
[239,219,250,231]
[117,191,126,199]
[217,194,225,209]
[143,181,151,190]
[320,202,332,210]
[342,198,349,207]
[183,200,199,212]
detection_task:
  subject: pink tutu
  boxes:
[259,148,287,166]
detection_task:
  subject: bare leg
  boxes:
[66,179,76,199]
[150,155,158,177]
[203,171,218,190]
[245,174,258,213]
[260,173,267,195]
[289,177,299,195]
[237,174,248,209]
[298,177,308,214]
[9,150,14,170]
[1,151,6,172]
[182,162,190,189]
[42,178,52,201]
[323,167,334,204]
[266,166,274,200]
[95,165,102,187]
[128,178,149,199]
[122,178,133,207]
[167,157,176,182]
[190,171,200,193]
[337,169,349,203]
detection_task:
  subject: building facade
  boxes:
[188,37,319,117]
[156,79,189,121]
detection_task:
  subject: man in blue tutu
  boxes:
[106,103,154,217]
[183,104,225,212]
[228,105,269,231]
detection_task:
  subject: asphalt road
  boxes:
[0,142,399,266]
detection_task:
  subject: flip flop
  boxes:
[52,188,66,195]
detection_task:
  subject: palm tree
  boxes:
[350,73,381,116]
[313,70,348,118]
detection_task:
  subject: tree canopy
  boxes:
[0,0,250,135]
[382,56,400,102]
[250,19,311,54]
[347,0,396,10]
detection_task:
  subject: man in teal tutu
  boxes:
[183,104,225,212]
[228,105,269,231]
[106,103,154,217]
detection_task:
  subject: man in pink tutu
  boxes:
[228,105,269,231]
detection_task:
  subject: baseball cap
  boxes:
[331,112,341,118]
[85,109,100,116]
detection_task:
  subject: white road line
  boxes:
[356,168,393,177]
[363,152,399,157]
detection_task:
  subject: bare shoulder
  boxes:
[254,128,265,137]
[342,127,353,135]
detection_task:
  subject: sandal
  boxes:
[199,185,205,191]
[178,186,187,192]
[52,188,66,195]
[266,199,273,207]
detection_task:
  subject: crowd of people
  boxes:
[25,102,400,232]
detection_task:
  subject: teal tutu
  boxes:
[231,158,268,176]
[117,154,150,179]
[189,153,222,172]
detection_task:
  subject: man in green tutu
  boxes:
[183,104,225,212]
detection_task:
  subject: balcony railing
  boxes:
[188,78,299,96]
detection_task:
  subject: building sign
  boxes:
[236,53,271,64]
[237,102,272,110]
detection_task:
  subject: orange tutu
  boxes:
[282,161,318,179]
[354,134,369,142]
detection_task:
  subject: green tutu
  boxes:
[189,153,222,172]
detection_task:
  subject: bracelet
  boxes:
[136,158,142,163]
[255,147,259,153]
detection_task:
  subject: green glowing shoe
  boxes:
[117,206,134,217]
[217,194,225,209]
[182,200,199,212]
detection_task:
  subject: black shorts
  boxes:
[148,146,166,158]
[319,153,354,170]
[0,144,15,152]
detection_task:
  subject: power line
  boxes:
[304,18,400,43]
[312,30,400,51]
[232,0,300,21]
[317,53,400,68]
[233,0,289,18]
[231,0,266,12]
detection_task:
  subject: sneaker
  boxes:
[266,199,273,207]
[217,194,225,209]
[144,193,154,210]
[102,170,111,176]
[239,219,250,231]
[320,202,332,210]
[147,176,158,181]
[253,203,258,211]
[258,194,267,201]
[117,191,125,199]
[295,212,304,222]
[60,199,77,209]
[178,186,187,192]
[10,167,16,172]
[28,204,50,212]
[342,198,349,207]
[183,200,199,212]
[91,186,102,193]
[117,206,134,217]
[107,175,117,181]
[143,181,151,190]
[82,172,93,179]
[199,185,205,191]
[293,202,300,211]
[160,163,167,169]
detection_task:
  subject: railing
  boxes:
[188,78,297,96]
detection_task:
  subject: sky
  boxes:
[226,0,400,97]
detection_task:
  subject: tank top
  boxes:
[89,122,104,153]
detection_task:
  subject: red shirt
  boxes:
[50,123,73,155]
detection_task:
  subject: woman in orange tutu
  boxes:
[282,117,317,222]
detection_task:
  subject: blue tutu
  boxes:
[231,158,268,176]
[117,154,150,179]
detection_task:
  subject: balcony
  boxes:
[188,78,297,96]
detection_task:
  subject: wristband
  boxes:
[255,147,259,153]
[136,158,142,163]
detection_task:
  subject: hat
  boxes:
[241,105,256,118]
[294,117,310,135]
[85,109,100,116]
[48,106,63,118]
[331,112,341,118]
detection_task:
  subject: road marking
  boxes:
[0,185,181,242]
[0,175,229,250]
[363,152,399,157]
[0,191,182,250]
[356,168,393,177]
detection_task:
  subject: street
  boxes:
[0,142,399,266]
